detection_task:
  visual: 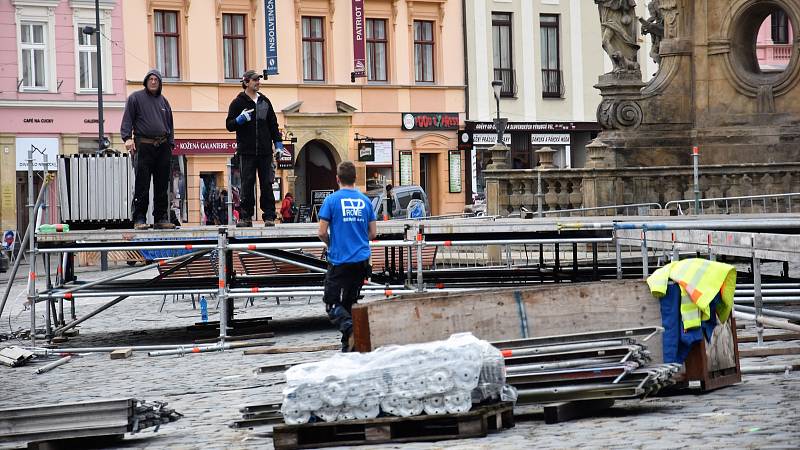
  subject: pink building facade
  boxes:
[756,11,794,71]
[0,0,125,232]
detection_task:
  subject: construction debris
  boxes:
[0,346,35,367]
[110,348,133,359]
[0,398,182,447]
[35,356,72,374]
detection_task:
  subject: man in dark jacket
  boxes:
[120,69,175,230]
[225,70,285,227]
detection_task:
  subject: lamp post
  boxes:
[82,0,107,151]
[491,80,504,145]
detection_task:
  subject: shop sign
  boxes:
[311,189,334,206]
[401,113,459,131]
[472,133,511,145]
[448,150,462,193]
[276,143,294,169]
[173,139,237,155]
[22,117,54,124]
[531,134,571,145]
[357,142,374,162]
[399,151,413,185]
[351,0,366,78]
[264,0,279,75]
[15,137,58,170]
[468,121,600,132]
[367,140,392,165]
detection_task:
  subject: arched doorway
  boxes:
[294,140,339,206]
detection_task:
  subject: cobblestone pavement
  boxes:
[2,265,799,449]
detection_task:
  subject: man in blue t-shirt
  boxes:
[318,161,377,352]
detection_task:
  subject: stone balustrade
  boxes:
[483,163,800,216]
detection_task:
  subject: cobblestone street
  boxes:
[2,265,799,449]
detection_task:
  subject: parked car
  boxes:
[366,185,430,219]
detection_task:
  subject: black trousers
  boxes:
[132,141,171,223]
[239,154,276,221]
[323,260,370,349]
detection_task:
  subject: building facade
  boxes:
[122,0,465,225]
[756,11,794,71]
[462,0,653,202]
[0,0,125,233]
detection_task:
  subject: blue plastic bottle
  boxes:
[199,296,208,322]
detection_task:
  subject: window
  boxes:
[492,12,514,97]
[414,20,434,83]
[540,14,562,98]
[366,18,387,82]
[77,24,99,90]
[302,16,325,81]
[771,11,789,44]
[154,10,180,79]
[20,22,47,89]
[222,14,247,80]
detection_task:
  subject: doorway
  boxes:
[295,140,338,206]
[419,153,439,215]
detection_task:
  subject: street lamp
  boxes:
[82,0,107,151]
[490,80,507,149]
[491,80,502,120]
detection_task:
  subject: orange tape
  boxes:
[444,241,452,247]
[56,266,63,274]
[158,260,166,266]
[29,272,36,281]
[64,293,73,299]
[416,234,423,241]
[435,283,445,289]
[185,244,193,250]
[248,244,256,250]
[218,280,225,288]
[385,289,393,296]
[192,347,201,353]
[501,349,513,358]
[251,287,259,293]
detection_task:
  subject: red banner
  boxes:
[351,0,366,78]
[173,139,237,155]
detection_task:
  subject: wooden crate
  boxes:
[272,402,514,450]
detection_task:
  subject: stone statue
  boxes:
[595,0,640,74]
[639,0,664,64]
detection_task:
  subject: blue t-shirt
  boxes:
[318,188,376,265]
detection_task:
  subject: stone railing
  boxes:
[484,163,800,216]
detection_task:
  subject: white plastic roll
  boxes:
[426,369,454,394]
[444,390,472,414]
[423,395,447,415]
[320,376,347,407]
[396,397,423,417]
[315,406,342,422]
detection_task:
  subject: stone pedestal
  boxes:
[486,142,509,170]
[535,147,557,169]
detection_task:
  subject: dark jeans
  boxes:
[323,260,371,350]
[132,141,171,223]
[239,154,276,221]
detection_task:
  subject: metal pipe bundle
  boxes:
[58,154,134,223]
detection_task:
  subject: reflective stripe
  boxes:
[680,290,702,329]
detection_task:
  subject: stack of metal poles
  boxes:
[491,327,681,404]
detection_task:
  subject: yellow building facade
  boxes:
[122,0,465,224]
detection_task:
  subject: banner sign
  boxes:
[448,150,462,193]
[311,189,334,206]
[276,143,294,169]
[401,113,459,131]
[399,151,413,185]
[15,137,58,170]
[351,0,366,78]
[265,0,279,75]
[472,133,511,145]
[530,134,571,145]
[173,139,236,155]
[467,121,600,132]
[357,142,374,162]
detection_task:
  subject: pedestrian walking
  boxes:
[280,192,296,223]
[121,69,175,230]
[225,70,285,227]
[318,161,377,351]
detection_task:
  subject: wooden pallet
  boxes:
[272,402,514,450]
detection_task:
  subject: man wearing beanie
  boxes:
[121,69,175,230]
[225,69,285,227]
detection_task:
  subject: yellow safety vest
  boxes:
[647,258,736,330]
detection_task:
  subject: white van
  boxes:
[366,185,430,219]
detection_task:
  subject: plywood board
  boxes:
[353,280,664,362]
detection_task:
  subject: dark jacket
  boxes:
[120,69,174,146]
[225,91,281,156]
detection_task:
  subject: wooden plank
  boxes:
[738,332,800,343]
[352,280,664,363]
[739,346,800,357]
[244,344,339,355]
[543,399,614,424]
[109,348,132,360]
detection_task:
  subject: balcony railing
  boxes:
[541,69,562,98]
[493,68,516,97]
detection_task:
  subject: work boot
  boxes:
[236,218,252,227]
[263,219,275,227]
[134,220,149,231]
[154,222,175,230]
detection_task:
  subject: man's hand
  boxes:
[124,139,135,153]
[235,108,254,125]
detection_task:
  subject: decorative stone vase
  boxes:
[535,147,557,169]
